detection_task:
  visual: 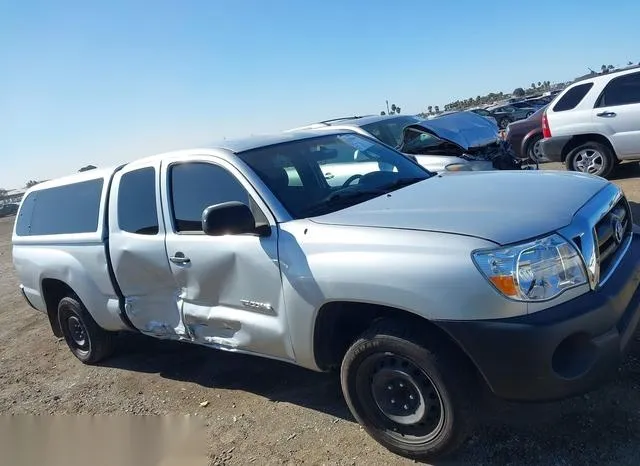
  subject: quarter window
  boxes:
[596,72,640,107]
[118,167,159,235]
[552,83,593,112]
[170,162,262,233]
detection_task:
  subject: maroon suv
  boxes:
[505,106,547,161]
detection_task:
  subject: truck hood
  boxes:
[412,111,499,151]
[310,170,609,245]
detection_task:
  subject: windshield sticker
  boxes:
[338,134,375,151]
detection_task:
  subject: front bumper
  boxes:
[539,136,572,162]
[437,231,640,402]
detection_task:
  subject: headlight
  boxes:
[472,234,587,301]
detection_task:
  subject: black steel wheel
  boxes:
[340,319,477,461]
[58,296,114,364]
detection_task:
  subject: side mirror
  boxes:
[202,201,260,236]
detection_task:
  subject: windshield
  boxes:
[237,133,432,219]
[360,116,423,147]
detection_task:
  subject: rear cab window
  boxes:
[15,178,104,237]
[552,82,594,112]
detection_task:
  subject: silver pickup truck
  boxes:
[11,129,640,461]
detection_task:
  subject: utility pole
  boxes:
[386,100,390,114]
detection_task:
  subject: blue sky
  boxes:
[1,0,638,188]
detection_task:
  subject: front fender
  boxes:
[277,221,527,370]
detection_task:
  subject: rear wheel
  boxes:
[566,141,615,178]
[526,134,544,162]
[58,296,114,364]
[340,320,477,461]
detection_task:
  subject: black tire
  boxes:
[565,141,615,178]
[340,319,477,461]
[498,117,510,129]
[58,296,114,364]
[525,134,543,162]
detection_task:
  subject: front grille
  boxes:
[595,197,631,280]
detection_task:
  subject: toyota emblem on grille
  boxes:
[613,217,625,244]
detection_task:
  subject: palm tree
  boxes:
[390,104,397,114]
[601,64,608,74]
[608,64,614,70]
[428,105,433,114]
[537,81,542,87]
[434,105,440,114]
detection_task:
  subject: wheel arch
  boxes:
[560,134,617,163]
[41,278,79,337]
[312,301,482,380]
[521,131,542,158]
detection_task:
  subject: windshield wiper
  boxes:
[378,176,430,191]
[302,188,387,217]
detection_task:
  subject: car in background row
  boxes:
[522,96,554,108]
[505,105,548,161]
[540,67,640,178]
[0,203,19,218]
[471,105,533,130]
[286,112,523,177]
[509,100,547,111]
[486,104,538,129]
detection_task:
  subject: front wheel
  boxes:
[58,296,114,364]
[340,321,476,461]
[566,141,615,178]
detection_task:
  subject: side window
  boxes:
[17,179,104,236]
[552,83,594,111]
[596,72,640,107]
[118,167,159,235]
[170,162,256,233]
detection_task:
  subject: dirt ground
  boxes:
[1,162,640,465]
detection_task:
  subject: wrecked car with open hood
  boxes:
[286,112,532,172]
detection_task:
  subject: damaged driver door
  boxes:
[108,160,187,339]
[160,155,294,361]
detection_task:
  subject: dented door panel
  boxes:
[160,154,294,361]
[108,160,187,338]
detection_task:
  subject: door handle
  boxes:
[596,111,617,118]
[324,172,334,179]
[169,253,191,264]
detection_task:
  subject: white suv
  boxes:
[540,67,640,178]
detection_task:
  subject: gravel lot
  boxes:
[1,162,640,465]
